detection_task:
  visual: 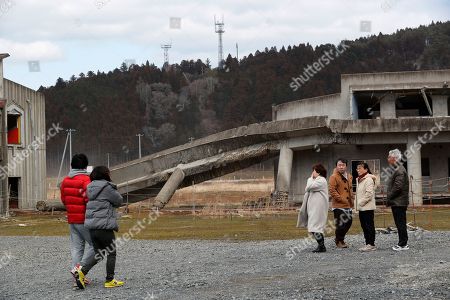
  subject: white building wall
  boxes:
[273,94,341,121]
[3,79,46,209]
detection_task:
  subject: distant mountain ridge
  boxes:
[42,21,450,174]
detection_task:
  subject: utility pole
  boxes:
[56,130,70,188]
[107,153,110,168]
[136,134,144,158]
[66,129,76,161]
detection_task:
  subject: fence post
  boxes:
[381,185,386,228]
[125,181,129,214]
[429,180,433,228]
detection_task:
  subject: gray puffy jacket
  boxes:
[84,180,123,231]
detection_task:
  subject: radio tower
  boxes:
[161,43,172,69]
[214,15,225,69]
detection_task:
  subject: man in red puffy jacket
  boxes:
[60,154,95,287]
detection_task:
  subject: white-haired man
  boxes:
[386,149,410,251]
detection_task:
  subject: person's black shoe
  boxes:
[312,246,326,253]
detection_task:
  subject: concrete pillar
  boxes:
[406,134,423,205]
[274,145,293,205]
[380,93,396,118]
[154,168,185,209]
[432,95,448,117]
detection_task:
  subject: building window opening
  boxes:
[8,177,20,209]
[396,94,432,117]
[421,158,430,177]
[7,112,21,144]
[354,93,381,119]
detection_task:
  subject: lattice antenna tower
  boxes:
[161,43,172,67]
[214,15,225,69]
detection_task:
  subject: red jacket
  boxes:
[60,174,91,224]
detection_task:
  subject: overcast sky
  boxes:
[1,0,449,89]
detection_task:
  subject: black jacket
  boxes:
[386,165,409,207]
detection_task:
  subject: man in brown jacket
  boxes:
[329,158,353,248]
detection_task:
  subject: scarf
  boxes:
[358,172,368,183]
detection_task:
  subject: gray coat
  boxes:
[84,180,123,231]
[386,165,409,207]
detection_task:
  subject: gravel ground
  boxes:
[0,231,449,300]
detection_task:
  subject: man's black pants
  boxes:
[334,209,353,243]
[391,206,408,247]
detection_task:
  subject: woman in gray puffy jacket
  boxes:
[73,166,124,289]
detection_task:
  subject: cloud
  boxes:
[0,0,448,89]
[0,39,64,61]
[0,0,448,52]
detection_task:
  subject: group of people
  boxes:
[297,149,410,253]
[58,149,411,288]
[60,154,124,289]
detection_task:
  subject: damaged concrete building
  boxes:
[272,69,450,205]
[110,69,449,208]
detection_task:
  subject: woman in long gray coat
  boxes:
[297,164,329,252]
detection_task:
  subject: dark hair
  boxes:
[312,163,327,178]
[335,158,348,166]
[90,166,112,182]
[357,161,372,174]
[71,153,89,169]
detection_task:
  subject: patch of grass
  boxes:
[121,214,306,240]
[0,209,449,240]
[0,214,68,236]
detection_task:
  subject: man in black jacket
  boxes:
[386,149,410,251]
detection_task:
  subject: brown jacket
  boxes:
[329,168,353,209]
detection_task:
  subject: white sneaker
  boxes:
[358,245,369,251]
[359,244,376,252]
[392,245,409,251]
[364,245,376,252]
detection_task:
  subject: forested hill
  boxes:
[42,21,450,173]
